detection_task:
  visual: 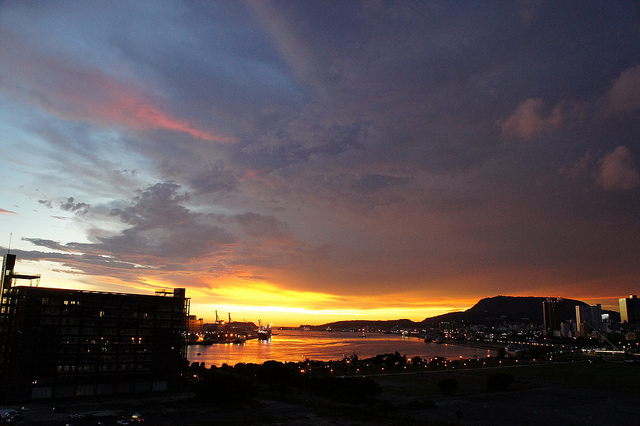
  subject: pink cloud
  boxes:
[79,76,235,143]
[94,92,235,143]
[10,54,235,143]
[500,98,562,139]
[603,66,640,115]
[0,209,17,215]
[597,146,640,191]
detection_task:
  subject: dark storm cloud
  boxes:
[60,197,91,215]
[108,182,190,228]
[96,221,236,261]
[18,182,242,280]
[103,182,237,259]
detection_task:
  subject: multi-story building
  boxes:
[187,315,204,334]
[0,254,189,401]
[542,298,564,334]
[619,295,640,325]
[576,304,603,336]
[558,321,575,338]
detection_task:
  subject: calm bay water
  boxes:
[187,329,494,366]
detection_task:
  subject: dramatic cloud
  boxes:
[102,182,237,260]
[1,2,639,324]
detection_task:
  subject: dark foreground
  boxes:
[6,360,640,425]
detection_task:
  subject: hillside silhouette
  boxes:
[419,295,588,327]
[315,296,619,329]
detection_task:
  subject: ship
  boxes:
[257,319,272,340]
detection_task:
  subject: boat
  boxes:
[257,320,272,340]
[425,335,445,344]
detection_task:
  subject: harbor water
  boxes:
[187,329,494,366]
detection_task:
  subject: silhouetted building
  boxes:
[619,295,640,325]
[559,321,575,338]
[0,254,189,401]
[576,304,603,336]
[542,298,564,334]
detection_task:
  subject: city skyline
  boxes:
[1,2,639,326]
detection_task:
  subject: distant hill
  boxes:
[312,295,619,329]
[420,295,590,327]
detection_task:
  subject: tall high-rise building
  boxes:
[542,298,564,333]
[619,295,640,324]
[576,304,603,336]
[0,254,189,402]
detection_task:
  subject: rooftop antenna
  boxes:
[7,232,12,254]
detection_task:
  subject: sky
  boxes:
[1,1,639,326]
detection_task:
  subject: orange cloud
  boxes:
[0,209,17,215]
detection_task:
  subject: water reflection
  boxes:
[187,330,493,366]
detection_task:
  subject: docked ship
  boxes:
[257,320,272,340]
[190,311,258,344]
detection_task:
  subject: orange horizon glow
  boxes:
[15,260,627,328]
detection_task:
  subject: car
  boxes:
[130,412,144,422]
[0,409,23,423]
